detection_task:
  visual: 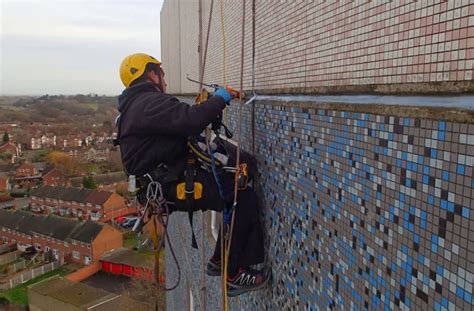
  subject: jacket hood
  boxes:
[117,82,159,113]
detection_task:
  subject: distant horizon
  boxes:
[0,93,120,97]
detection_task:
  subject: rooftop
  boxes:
[30,186,115,205]
[0,210,104,243]
[100,248,153,270]
[29,276,151,310]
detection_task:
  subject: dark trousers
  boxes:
[211,186,265,274]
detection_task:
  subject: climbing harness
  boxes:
[141,178,181,291]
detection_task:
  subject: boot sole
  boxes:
[227,274,270,297]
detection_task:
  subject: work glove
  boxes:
[213,87,234,105]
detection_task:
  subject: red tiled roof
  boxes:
[84,190,113,205]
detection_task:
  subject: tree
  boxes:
[82,176,97,189]
[46,151,80,177]
[2,132,9,143]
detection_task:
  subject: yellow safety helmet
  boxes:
[119,53,162,87]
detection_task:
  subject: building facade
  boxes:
[41,168,67,187]
[15,163,38,178]
[30,186,130,222]
[0,210,123,265]
[162,1,474,310]
[0,175,10,193]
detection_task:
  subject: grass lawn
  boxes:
[123,231,138,249]
[0,267,69,306]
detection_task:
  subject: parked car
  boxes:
[115,216,127,224]
[121,217,138,229]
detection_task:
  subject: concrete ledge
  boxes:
[256,81,474,96]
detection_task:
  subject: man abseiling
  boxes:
[116,53,269,296]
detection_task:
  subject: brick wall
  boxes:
[42,170,67,187]
[161,1,474,310]
[0,225,122,265]
[91,225,123,262]
[162,0,474,94]
[65,262,101,282]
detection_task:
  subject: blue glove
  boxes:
[213,87,232,105]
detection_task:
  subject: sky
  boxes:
[0,0,164,95]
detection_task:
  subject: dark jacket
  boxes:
[117,82,226,176]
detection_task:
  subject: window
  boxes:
[1,227,5,232]
[64,242,69,247]
[72,240,77,245]
[96,204,101,209]
[35,243,41,250]
[72,251,80,259]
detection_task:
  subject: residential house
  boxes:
[0,142,21,163]
[0,141,20,156]
[0,174,11,193]
[84,145,109,162]
[0,210,122,265]
[28,134,57,150]
[14,163,41,187]
[16,163,39,177]
[41,167,67,187]
[30,186,133,222]
[68,172,127,191]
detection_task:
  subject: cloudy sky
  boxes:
[1,0,164,95]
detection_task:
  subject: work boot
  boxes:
[205,257,221,276]
[227,267,270,297]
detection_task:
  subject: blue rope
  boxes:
[209,141,233,225]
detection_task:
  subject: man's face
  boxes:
[148,69,167,93]
[159,70,167,93]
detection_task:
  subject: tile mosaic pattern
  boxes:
[201,0,474,91]
[220,102,473,310]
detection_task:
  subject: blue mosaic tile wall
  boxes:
[167,101,474,310]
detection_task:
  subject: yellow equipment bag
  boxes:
[176,182,203,200]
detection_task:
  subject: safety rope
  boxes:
[198,0,215,309]
[220,0,228,121]
[251,0,256,156]
[219,0,228,308]
[222,1,247,310]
